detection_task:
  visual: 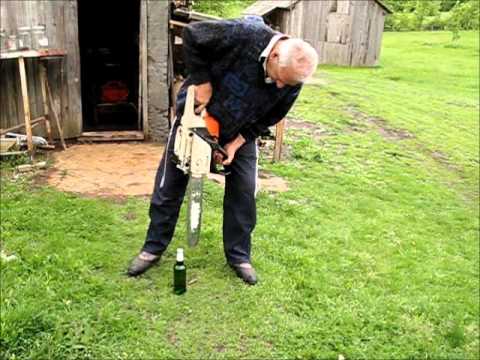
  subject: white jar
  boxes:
[18,26,32,50]
[32,25,48,49]
[7,34,18,52]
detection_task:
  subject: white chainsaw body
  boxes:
[173,86,211,177]
[173,85,212,246]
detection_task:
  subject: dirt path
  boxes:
[47,143,164,197]
[46,143,288,197]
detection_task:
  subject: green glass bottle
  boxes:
[173,248,186,295]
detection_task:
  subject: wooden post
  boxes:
[140,0,148,137]
[273,118,286,162]
[18,57,34,154]
[39,61,54,144]
[46,75,67,150]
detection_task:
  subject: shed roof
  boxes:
[375,0,393,14]
[242,0,298,16]
[243,0,392,16]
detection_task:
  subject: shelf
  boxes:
[0,49,66,60]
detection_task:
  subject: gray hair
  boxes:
[278,38,319,83]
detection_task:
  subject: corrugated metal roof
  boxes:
[242,0,392,16]
[242,0,297,16]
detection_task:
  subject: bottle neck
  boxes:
[176,248,184,262]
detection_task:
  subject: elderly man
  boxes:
[128,16,318,285]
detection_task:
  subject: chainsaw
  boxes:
[173,85,227,247]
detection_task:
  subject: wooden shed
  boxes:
[243,0,392,67]
[0,0,172,142]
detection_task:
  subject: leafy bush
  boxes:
[421,14,451,31]
[384,0,479,32]
[385,13,419,32]
[382,0,469,13]
[447,0,480,31]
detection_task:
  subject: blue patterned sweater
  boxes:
[176,17,302,143]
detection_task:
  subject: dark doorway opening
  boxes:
[77,0,140,132]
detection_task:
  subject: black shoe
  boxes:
[229,263,258,285]
[127,254,160,277]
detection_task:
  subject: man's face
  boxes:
[268,50,301,89]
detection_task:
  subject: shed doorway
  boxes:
[77,0,141,136]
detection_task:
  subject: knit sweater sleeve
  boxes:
[239,85,302,141]
[182,20,247,85]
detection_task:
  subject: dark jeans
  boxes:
[142,122,257,265]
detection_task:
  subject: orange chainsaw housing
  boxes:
[203,112,220,138]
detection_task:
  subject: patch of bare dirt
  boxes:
[167,329,178,346]
[46,143,289,197]
[286,117,331,137]
[215,344,226,353]
[344,106,469,176]
[346,106,415,140]
[426,149,462,173]
[369,117,415,140]
[46,143,164,197]
[123,211,137,221]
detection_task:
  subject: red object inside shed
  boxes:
[100,80,129,103]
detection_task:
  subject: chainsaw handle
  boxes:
[211,142,228,158]
[191,127,228,158]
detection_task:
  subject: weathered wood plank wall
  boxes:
[0,1,82,138]
[350,0,386,66]
[276,0,386,67]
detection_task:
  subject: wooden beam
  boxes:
[0,49,66,60]
[0,116,46,135]
[18,57,34,153]
[169,19,187,29]
[45,75,67,150]
[39,62,53,144]
[273,119,286,162]
[0,151,28,157]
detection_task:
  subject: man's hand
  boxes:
[194,82,212,114]
[213,150,224,165]
[223,134,246,166]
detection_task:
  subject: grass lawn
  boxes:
[1,31,479,359]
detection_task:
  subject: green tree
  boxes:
[446,0,480,43]
[383,0,469,13]
[440,0,469,12]
[382,0,417,13]
[414,0,441,28]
